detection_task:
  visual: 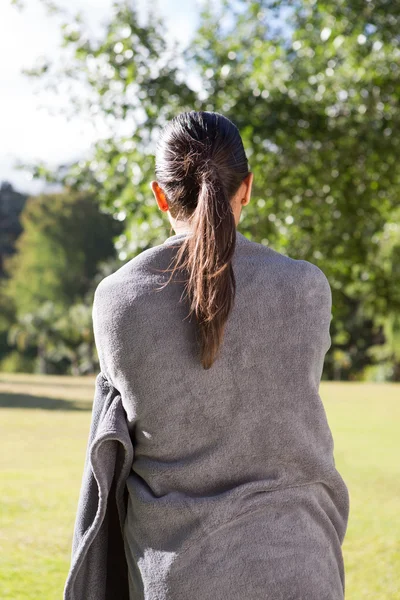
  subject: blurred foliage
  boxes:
[0,349,36,373]
[16,0,198,253]
[2,189,123,373]
[10,0,400,379]
[50,300,98,375]
[7,299,100,375]
[8,301,65,374]
[3,189,123,316]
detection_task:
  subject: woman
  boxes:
[65,110,350,600]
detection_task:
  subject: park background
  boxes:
[1,0,399,598]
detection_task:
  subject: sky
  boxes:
[0,0,200,195]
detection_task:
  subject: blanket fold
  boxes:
[63,372,134,600]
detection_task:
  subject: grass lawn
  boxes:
[0,374,399,599]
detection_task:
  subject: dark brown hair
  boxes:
[155,110,250,370]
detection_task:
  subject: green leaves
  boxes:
[4,190,123,317]
[11,0,400,378]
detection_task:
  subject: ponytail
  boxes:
[190,167,237,368]
[154,111,249,369]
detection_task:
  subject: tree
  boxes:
[8,301,63,374]
[4,189,123,317]
[16,0,198,252]
[12,0,400,379]
[187,0,400,379]
[51,300,98,376]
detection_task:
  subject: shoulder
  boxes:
[289,259,332,324]
[253,239,331,303]
[297,259,332,303]
[93,243,171,312]
[243,235,330,286]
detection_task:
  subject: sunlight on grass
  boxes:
[0,375,399,599]
[322,383,400,598]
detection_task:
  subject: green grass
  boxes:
[0,374,399,599]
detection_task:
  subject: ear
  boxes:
[243,172,253,205]
[150,181,169,212]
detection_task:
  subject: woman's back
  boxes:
[93,229,349,600]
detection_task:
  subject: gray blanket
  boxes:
[63,229,349,600]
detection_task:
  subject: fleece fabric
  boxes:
[63,228,350,600]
